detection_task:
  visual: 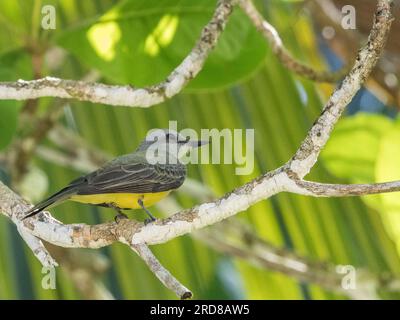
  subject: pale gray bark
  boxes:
[0,0,235,107]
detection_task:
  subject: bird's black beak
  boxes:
[189,139,209,148]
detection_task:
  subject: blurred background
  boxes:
[0,0,400,299]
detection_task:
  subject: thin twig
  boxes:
[131,244,192,299]
[238,0,349,82]
[292,180,400,196]
[288,0,394,178]
[17,224,58,268]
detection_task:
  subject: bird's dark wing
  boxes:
[74,162,186,195]
[23,161,186,219]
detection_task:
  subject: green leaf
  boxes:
[57,0,267,90]
[0,0,32,50]
[375,122,400,247]
[321,113,393,183]
[322,113,400,254]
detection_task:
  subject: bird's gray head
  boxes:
[136,129,208,164]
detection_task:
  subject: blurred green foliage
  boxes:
[0,50,32,150]
[58,0,268,90]
[322,113,400,258]
[0,0,399,300]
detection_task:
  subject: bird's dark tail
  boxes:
[23,186,78,220]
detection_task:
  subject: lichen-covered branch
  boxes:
[3,168,400,250]
[238,0,348,82]
[131,244,192,300]
[0,0,351,107]
[16,224,58,268]
[0,0,234,107]
[292,180,400,196]
[288,0,394,178]
[35,142,400,298]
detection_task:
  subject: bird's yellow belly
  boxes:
[70,191,170,209]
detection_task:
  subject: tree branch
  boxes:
[16,224,58,268]
[292,180,400,196]
[4,71,101,182]
[0,0,351,107]
[0,0,234,107]
[38,141,400,299]
[131,244,192,299]
[35,144,400,298]
[238,0,348,82]
[198,220,400,300]
[288,0,394,178]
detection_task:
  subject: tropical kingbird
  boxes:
[23,129,208,223]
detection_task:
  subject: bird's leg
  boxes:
[108,202,128,223]
[137,198,156,224]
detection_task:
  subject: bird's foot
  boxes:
[144,217,156,225]
[137,198,157,225]
[114,213,129,223]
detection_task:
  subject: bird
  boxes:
[23,129,208,223]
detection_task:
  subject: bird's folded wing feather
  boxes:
[72,162,186,194]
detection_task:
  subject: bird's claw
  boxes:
[144,217,156,225]
[114,213,129,223]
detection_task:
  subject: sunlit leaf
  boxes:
[57,0,267,90]
[321,113,393,183]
